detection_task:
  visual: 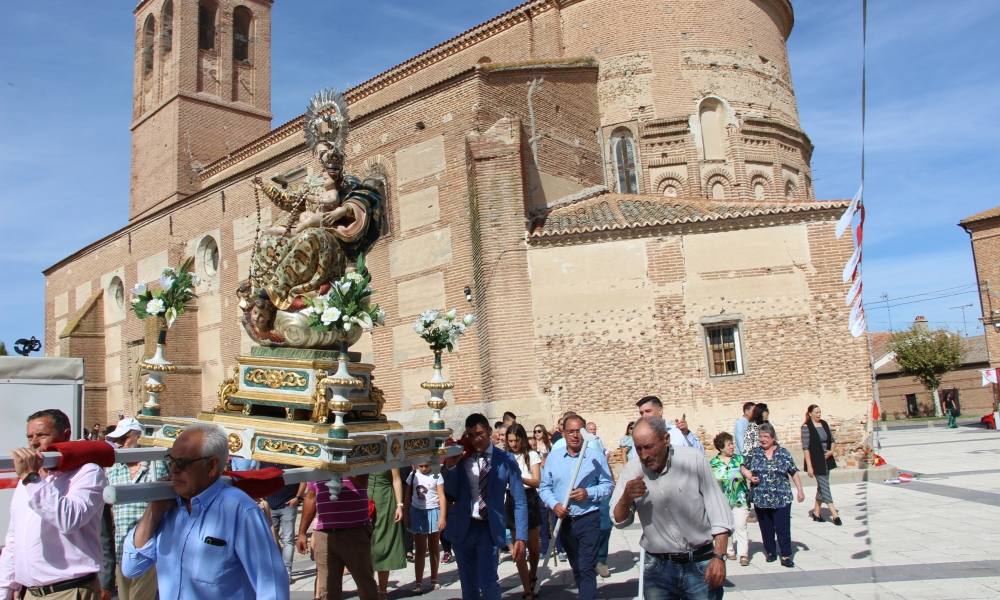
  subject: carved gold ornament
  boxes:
[245,368,309,390]
[216,366,240,412]
[228,433,243,453]
[258,438,321,457]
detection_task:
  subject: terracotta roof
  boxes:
[960,204,1000,226]
[529,193,850,238]
[875,334,988,375]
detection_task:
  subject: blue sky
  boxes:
[0,1,998,353]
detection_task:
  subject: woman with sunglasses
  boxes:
[532,424,552,460]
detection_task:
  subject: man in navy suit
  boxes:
[444,413,528,600]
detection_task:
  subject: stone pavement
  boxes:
[288,425,1000,599]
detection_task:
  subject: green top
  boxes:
[709,453,749,508]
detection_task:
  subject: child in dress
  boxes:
[403,462,447,593]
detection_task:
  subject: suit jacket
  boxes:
[443,446,528,547]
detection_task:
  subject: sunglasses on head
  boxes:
[165,454,213,472]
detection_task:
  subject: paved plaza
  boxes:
[288,423,1000,599]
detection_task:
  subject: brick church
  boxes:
[44,0,872,460]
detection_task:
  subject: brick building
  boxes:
[873,323,994,420]
[44,0,872,461]
[959,205,1000,416]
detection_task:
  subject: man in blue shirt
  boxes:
[674,414,705,451]
[734,402,755,455]
[539,414,613,600]
[122,424,289,600]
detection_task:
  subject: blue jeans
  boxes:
[269,505,297,574]
[755,504,792,557]
[643,554,723,600]
[559,510,600,600]
[596,527,612,564]
[454,519,501,600]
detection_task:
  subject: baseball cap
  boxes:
[106,417,143,440]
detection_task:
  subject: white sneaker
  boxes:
[596,562,610,578]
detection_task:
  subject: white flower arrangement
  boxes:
[130,257,197,328]
[413,308,475,352]
[301,253,386,335]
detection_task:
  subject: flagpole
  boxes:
[542,432,592,570]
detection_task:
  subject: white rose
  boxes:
[445,308,458,321]
[320,306,342,326]
[146,298,166,315]
[420,309,439,324]
[463,314,476,326]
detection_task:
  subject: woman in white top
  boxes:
[532,424,552,462]
[506,423,543,599]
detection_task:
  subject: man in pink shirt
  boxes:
[0,409,108,599]
[296,475,378,600]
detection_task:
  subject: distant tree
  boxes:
[888,325,963,417]
[0,342,7,356]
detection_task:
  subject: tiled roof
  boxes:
[960,204,1000,226]
[529,193,850,238]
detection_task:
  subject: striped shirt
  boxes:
[308,477,369,530]
[106,461,169,562]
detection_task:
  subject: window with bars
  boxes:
[705,324,744,377]
[611,128,638,194]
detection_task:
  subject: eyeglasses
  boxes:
[165,454,213,472]
[533,429,544,434]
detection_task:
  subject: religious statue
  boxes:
[240,89,384,348]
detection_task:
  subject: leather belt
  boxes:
[27,573,96,597]
[648,542,715,564]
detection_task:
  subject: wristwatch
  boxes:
[21,472,40,485]
[710,553,727,562]
[295,495,304,503]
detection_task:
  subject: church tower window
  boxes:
[698,98,726,161]
[233,6,253,63]
[198,2,217,51]
[141,15,155,76]
[611,127,638,194]
[161,1,173,55]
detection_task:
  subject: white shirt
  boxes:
[0,464,107,594]
[513,451,542,488]
[463,451,491,520]
[406,470,443,510]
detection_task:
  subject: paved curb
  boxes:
[800,464,898,487]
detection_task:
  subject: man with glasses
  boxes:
[122,423,289,599]
[443,413,528,600]
[105,417,167,600]
[0,409,108,599]
[539,414,613,600]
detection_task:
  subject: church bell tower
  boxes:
[129,0,273,221]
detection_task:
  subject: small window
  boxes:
[161,1,173,55]
[785,180,797,200]
[198,236,220,278]
[711,181,726,200]
[198,2,217,50]
[705,324,744,377]
[753,180,766,200]
[108,276,125,311]
[142,15,155,76]
[611,128,638,194]
[699,98,726,161]
[233,6,252,62]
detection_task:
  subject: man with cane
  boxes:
[611,417,732,600]
[539,414,613,600]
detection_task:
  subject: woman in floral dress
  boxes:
[709,432,751,566]
[741,422,805,568]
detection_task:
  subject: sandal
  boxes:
[739,556,750,566]
[808,510,824,522]
[411,581,424,595]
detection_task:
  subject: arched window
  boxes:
[161,1,173,55]
[107,277,125,311]
[711,181,726,200]
[233,6,253,62]
[785,180,797,200]
[698,98,726,161]
[198,1,217,51]
[197,236,220,278]
[610,128,638,194]
[657,177,682,198]
[752,178,767,201]
[142,15,155,76]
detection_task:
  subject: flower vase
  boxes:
[141,327,176,416]
[421,349,453,430]
[320,342,363,439]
